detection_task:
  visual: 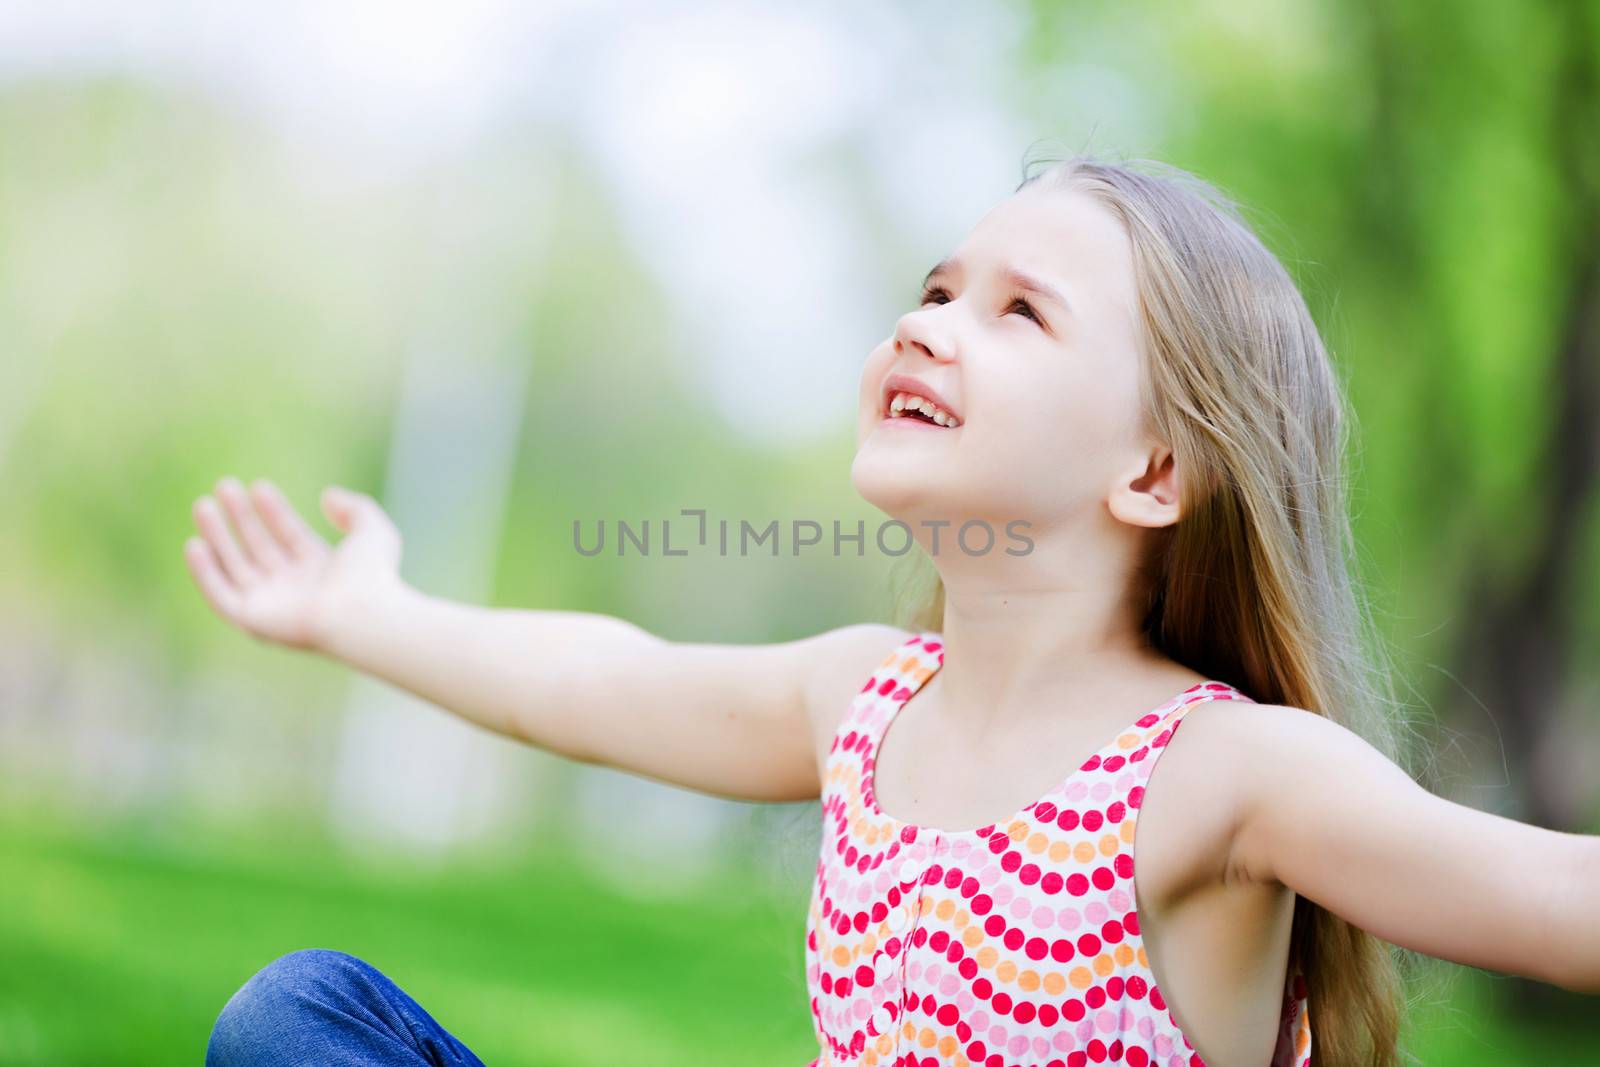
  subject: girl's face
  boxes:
[852,183,1154,540]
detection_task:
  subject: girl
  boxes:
[185,155,1600,1067]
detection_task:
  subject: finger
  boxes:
[193,493,260,588]
[183,535,245,622]
[322,485,403,569]
[215,476,287,571]
[250,478,324,561]
[321,485,360,533]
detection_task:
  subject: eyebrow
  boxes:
[921,257,1074,317]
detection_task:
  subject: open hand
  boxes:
[183,477,403,651]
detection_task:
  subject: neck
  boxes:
[921,525,1190,733]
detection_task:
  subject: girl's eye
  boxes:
[918,284,1042,326]
[1007,298,1042,324]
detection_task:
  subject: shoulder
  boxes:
[1165,697,1373,794]
[795,623,918,766]
[1173,696,1388,772]
[1161,696,1410,882]
[1174,696,1340,748]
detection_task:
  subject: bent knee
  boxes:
[206,949,370,1067]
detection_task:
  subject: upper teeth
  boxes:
[889,391,961,427]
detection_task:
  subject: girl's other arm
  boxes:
[184,476,908,803]
[1213,702,1600,993]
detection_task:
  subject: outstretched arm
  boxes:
[184,476,907,804]
[1217,701,1600,994]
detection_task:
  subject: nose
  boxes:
[892,308,956,363]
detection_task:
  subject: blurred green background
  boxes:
[2,0,1598,1063]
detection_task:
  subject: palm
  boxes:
[232,542,337,646]
[184,477,402,650]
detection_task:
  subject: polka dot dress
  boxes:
[803,633,1312,1067]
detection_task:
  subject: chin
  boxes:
[850,450,919,515]
[850,449,963,524]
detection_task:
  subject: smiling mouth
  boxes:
[885,391,962,428]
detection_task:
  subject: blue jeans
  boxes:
[205,948,488,1066]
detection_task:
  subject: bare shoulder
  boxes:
[795,622,915,773]
[1152,697,1407,884]
[1177,697,1398,775]
[1177,697,1351,751]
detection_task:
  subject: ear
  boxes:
[1107,445,1182,529]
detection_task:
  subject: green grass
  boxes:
[0,807,1595,1066]
[0,807,820,1066]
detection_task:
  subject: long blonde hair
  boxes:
[892,152,1432,1066]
